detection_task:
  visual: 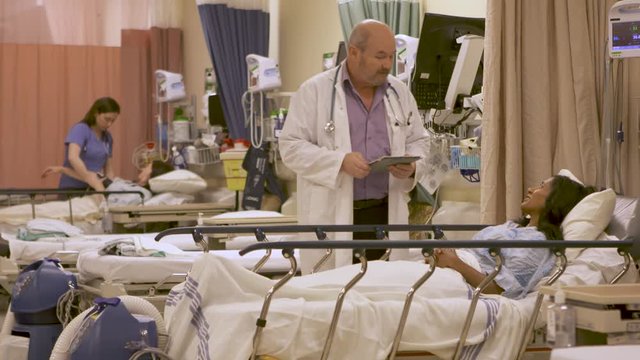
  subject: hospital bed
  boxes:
[201,210,298,250]
[0,188,235,234]
[0,188,146,234]
[109,202,233,232]
[60,230,300,312]
[0,232,204,294]
[158,234,639,360]
[158,188,640,359]
[0,210,297,304]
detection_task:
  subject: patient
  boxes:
[42,160,173,189]
[436,175,596,299]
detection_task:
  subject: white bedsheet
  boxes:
[0,192,209,229]
[223,234,297,250]
[0,196,102,226]
[76,249,298,284]
[164,254,533,360]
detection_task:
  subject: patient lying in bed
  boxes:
[163,177,634,359]
[42,159,174,190]
[41,160,201,206]
[435,174,597,299]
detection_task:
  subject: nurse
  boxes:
[279,20,429,273]
[57,97,120,192]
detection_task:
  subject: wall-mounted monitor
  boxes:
[412,13,485,111]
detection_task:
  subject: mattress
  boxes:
[109,203,233,224]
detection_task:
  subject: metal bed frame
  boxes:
[155,224,640,360]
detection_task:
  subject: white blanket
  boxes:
[164,255,533,360]
[77,249,298,284]
[3,232,204,263]
[0,196,102,225]
[0,192,198,228]
[97,235,183,257]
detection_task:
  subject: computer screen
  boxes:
[208,93,227,129]
[412,13,485,111]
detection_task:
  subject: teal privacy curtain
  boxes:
[337,0,420,39]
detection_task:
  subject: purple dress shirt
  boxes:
[342,69,391,201]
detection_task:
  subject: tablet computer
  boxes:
[369,156,421,172]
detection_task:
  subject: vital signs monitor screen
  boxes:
[612,21,640,51]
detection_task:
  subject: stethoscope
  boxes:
[325,64,412,134]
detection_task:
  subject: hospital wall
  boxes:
[180,0,486,126]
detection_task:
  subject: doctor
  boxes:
[279,20,429,274]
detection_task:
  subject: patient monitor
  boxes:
[609,0,640,58]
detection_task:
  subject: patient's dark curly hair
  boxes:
[151,160,174,178]
[515,175,597,240]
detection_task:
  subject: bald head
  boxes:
[346,20,396,89]
[348,20,394,51]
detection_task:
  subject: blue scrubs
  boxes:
[59,122,112,189]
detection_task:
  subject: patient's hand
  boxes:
[434,248,462,269]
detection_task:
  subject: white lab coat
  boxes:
[279,64,430,274]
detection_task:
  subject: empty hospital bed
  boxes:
[0,231,204,294]
[109,202,234,232]
[60,230,299,312]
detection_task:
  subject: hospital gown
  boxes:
[467,221,555,299]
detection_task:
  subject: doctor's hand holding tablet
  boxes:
[341,153,420,179]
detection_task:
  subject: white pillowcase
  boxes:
[561,188,616,241]
[212,210,284,220]
[148,169,207,194]
[557,168,584,185]
[548,170,632,284]
[556,169,616,260]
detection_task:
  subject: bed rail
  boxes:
[237,238,639,360]
[156,224,487,273]
[0,188,146,225]
[156,224,487,239]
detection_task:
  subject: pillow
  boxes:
[561,188,616,241]
[557,168,583,185]
[148,169,207,194]
[145,192,194,206]
[556,168,615,241]
[561,188,616,261]
[211,210,284,220]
